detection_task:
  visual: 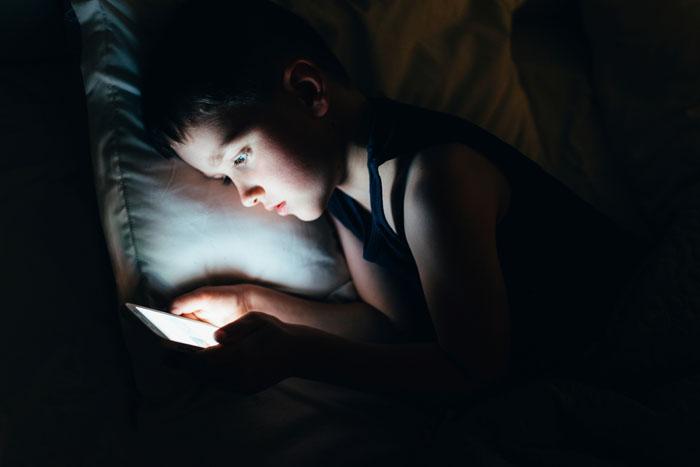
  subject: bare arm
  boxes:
[405,144,511,381]
[247,212,423,342]
[247,285,401,343]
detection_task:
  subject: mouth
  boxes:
[274,201,287,215]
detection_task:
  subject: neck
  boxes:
[333,88,372,202]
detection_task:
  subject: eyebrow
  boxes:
[206,119,253,171]
[207,126,244,169]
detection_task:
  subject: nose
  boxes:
[240,186,265,208]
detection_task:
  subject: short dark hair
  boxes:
[141,0,350,158]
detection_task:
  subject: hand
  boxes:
[176,311,314,394]
[169,284,255,327]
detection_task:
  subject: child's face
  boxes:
[171,101,342,222]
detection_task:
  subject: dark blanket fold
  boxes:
[430,373,700,466]
[0,1,135,466]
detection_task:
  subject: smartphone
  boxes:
[125,302,219,351]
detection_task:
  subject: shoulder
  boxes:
[404,143,511,228]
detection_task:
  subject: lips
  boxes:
[274,201,287,215]
[264,201,286,213]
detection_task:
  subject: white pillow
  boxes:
[72,0,541,306]
[73,0,355,306]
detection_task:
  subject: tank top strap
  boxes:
[390,154,413,244]
[366,98,413,246]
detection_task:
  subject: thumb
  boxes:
[214,312,267,344]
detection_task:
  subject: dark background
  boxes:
[0,1,136,465]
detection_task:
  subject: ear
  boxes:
[282,59,329,118]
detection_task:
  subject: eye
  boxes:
[233,149,249,167]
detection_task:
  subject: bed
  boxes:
[6,0,696,465]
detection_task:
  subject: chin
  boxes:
[294,206,325,222]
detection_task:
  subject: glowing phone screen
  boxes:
[133,305,219,348]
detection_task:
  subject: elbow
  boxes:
[352,301,409,344]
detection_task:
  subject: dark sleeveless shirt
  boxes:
[326,97,643,377]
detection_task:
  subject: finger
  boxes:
[170,291,211,315]
[214,312,268,343]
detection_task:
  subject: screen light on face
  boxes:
[135,305,219,348]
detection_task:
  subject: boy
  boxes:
[142,0,641,395]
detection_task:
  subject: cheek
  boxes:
[269,152,328,195]
[275,168,330,217]
[259,129,337,206]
